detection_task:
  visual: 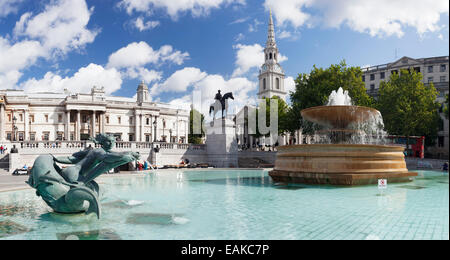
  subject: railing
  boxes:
[14,141,205,152]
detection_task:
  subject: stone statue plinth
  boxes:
[206,117,238,168]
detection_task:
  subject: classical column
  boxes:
[153,116,158,142]
[185,119,189,144]
[0,104,4,141]
[65,110,70,141]
[134,112,140,142]
[76,111,81,141]
[24,110,29,141]
[176,113,179,143]
[91,110,96,137]
[100,112,105,134]
[140,114,144,142]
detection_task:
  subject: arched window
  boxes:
[274,53,277,60]
[263,78,266,89]
[265,54,268,61]
[269,53,272,60]
[276,78,280,89]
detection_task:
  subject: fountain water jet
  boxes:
[269,88,417,185]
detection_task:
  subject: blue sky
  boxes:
[0,0,448,110]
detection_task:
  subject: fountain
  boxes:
[269,88,417,185]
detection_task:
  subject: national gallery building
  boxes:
[0,82,190,144]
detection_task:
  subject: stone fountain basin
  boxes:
[301,105,380,129]
[269,144,417,185]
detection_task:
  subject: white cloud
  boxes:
[234,33,245,42]
[21,64,123,95]
[248,18,263,32]
[284,76,295,103]
[0,0,24,17]
[13,0,98,55]
[232,43,288,77]
[150,67,207,95]
[0,0,98,89]
[264,0,449,37]
[125,67,162,83]
[230,17,249,25]
[134,17,160,31]
[107,41,189,69]
[118,0,245,20]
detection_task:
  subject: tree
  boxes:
[245,96,289,146]
[289,60,374,134]
[376,69,441,152]
[189,108,205,144]
[443,94,449,120]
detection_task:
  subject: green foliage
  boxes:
[250,96,290,137]
[289,60,374,133]
[376,69,441,147]
[189,109,205,144]
[444,94,449,120]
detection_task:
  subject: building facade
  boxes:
[362,56,449,159]
[0,82,190,144]
[257,11,287,101]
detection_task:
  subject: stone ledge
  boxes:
[269,170,418,186]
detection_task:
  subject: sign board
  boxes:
[378,179,387,189]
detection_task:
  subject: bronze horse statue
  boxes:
[209,90,234,119]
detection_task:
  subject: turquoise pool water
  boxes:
[0,170,448,240]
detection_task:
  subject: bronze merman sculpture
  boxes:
[26,134,140,218]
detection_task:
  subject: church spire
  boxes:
[266,9,276,48]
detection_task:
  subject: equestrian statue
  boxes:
[209,90,234,119]
[26,134,140,219]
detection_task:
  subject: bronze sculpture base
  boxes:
[269,144,418,186]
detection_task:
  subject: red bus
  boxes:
[386,135,425,158]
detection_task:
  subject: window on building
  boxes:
[145,134,151,142]
[106,116,109,124]
[438,136,445,147]
[30,132,36,141]
[70,132,75,141]
[362,75,365,82]
[58,114,63,123]
[440,64,447,72]
[263,78,266,90]
[45,115,49,123]
[56,132,63,141]
[380,72,385,79]
[428,77,434,83]
[269,53,272,60]
[82,115,87,123]
[30,115,35,123]
[370,74,375,81]
[6,132,11,141]
[440,76,446,82]
[43,132,50,141]
[7,114,11,122]
[118,116,121,124]
[129,116,133,125]
[276,78,280,89]
[18,132,24,141]
[129,134,134,142]
[414,67,420,73]
[146,117,150,125]
[19,114,23,122]
[428,66,433,73]
[370,84,375,92]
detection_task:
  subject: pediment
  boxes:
[389,56,421,68]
